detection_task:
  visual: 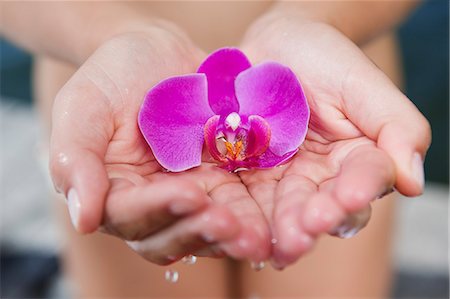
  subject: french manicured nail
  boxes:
[126,241,139,251]
[269,258,285,271]
[67,188,81,231]
[330,224,361,239]
[411,152,425,191]
[330,207,370,239]
[375,187,395,200]
[210,245,225,256]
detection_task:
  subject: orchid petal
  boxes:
[245,115,271,158]
[255,149,298,169]
[197,48,251,116]
[204,115,226,162]
[235,62,309,156]
[138,74,213,172]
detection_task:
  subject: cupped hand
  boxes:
[50,26,271,265]
[239,17,431,268]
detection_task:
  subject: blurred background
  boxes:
[1,1,448,298]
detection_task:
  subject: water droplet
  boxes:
[250,261,265,271]
[181,254,197,265]
[271,238,278,245]
[165,269,179,283]
[58,153,68,165]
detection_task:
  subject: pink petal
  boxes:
[245,115,271,158]
[204,115,226,162]
[138,74,213,172]
[255,149,298,169]
[235,62,309,156]
[197,48,251,116]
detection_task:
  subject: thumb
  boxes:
[344,60,431,197]
[50,73,113,234]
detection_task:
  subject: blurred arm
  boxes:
[266,1,420,45]
[0,2,159,65]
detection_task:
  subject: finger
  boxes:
[126,205,239,265]
[331,145,396,213]
[50,72,114,234]
[271,175,317,268]
[300,192,346,236]
[343,60,431,196]
[209,181,272,263]
[239,167,284,220]
[102,178,210,240]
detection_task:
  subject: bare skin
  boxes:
[38,32,398,297]
[4,1,431,297]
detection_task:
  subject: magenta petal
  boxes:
[255,149,298,169]
[245,115,271,158]
[138,74,213,172]
[235,62,309,156]
[204,115,226,162]
[197,48,251,115]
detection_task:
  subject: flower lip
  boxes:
[138,47,309,172]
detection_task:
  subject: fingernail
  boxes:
[269,259,285,271]
[210,245,225,256]
[126,241,139,251]
[67,188,81,231]
[411,152,425,191]
[375,187,395,200]
[330,224,361,239]
[330,208,370,239]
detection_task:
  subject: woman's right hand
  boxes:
[49,25,272,265]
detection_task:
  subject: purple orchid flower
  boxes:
[138,48,309,172]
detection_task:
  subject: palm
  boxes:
[105,117,270,259]
[240,101,375,225]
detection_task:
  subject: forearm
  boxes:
[0,2,167,65]
[263,1,420,45]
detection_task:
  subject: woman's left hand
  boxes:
[238,11,430,269]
